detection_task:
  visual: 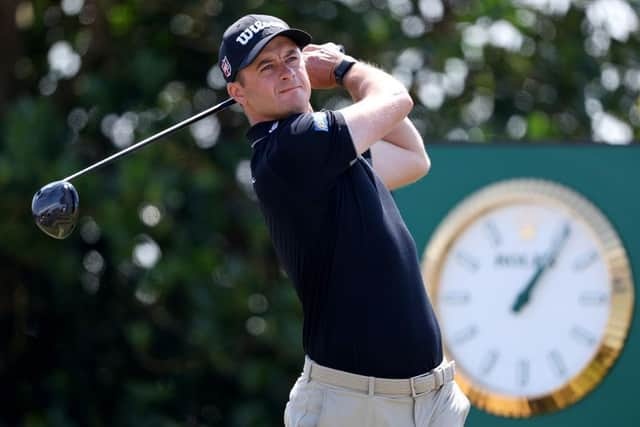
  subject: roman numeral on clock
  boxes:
[455,251,480,272]
[573,250,598,271]
[485,220,502,246]
[548,350,567,377]
[579,291,608,305]
[441,291,471,304]
[570,326,597,346]
[480,349,499,376]
[452,325,478,345]
[517,359,530,387]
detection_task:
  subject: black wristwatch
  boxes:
[334,58,356,86]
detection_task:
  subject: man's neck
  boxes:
[246,103,314,126]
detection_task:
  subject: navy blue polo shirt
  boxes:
[247,110,442,378]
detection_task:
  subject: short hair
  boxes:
[235,70,246,86]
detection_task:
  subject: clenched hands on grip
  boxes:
[302,43,352,89]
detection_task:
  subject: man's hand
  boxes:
[303,43,352,89]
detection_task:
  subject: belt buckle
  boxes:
[410,377,417,398]
[410,373,432,398]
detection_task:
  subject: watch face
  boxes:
[422,179,634,417]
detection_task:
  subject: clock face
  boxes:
[422,179,634,417]
[439,203,609,398]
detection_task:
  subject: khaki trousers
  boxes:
[284,356,470,427]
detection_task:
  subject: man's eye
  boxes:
[260,64,273,72]
[286,56,298,63]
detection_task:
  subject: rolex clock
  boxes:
[421,178,634,417]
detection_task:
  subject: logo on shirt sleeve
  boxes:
[311,112,329,132]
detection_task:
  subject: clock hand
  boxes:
[511,223,572,313]
[511,259,546,313]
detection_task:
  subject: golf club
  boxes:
[32,97,237,240]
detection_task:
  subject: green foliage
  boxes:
[1,0,639,426]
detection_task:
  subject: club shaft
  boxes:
[63,97,237,182]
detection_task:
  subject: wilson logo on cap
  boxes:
[235,20,287,46]
[221,56,232,78]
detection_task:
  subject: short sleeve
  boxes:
[267,111,357,192]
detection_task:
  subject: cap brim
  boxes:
[237,28,312,73]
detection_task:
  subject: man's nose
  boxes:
[278,63,295,80]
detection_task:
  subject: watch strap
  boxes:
[334,58,356,86]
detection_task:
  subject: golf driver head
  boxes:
[32,181,80,239]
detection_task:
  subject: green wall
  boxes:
[395,144,639,427]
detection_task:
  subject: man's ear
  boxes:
[227,82,246,107]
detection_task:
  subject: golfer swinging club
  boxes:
[218,14,470,426]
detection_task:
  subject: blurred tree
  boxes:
[0,0,21,110]
[1,0,638,426]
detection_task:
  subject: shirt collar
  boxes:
[247,120,279,148]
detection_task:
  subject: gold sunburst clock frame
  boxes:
[421,178,634,417]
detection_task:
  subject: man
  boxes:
[218,14,470,427]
